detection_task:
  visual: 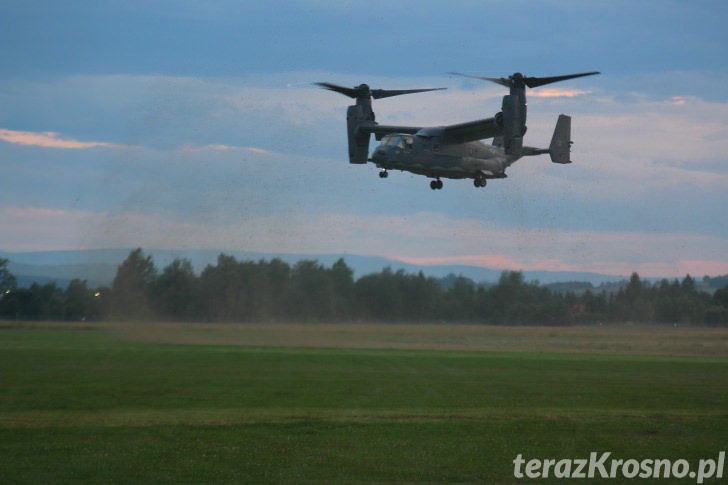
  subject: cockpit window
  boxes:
[380,135,407,149]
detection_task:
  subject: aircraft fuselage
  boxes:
[371,134,517,180]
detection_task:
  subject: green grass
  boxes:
[1,324,727,483]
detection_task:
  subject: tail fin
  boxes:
[549,114,572,164]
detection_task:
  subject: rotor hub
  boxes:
[354,84,372,98]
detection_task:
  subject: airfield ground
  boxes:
[1,322,727,483]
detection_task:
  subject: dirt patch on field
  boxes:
[105,322,728,357]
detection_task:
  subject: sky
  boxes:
[1,0,727,278]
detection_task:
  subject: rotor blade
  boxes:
[523,71,600,88]
[316,82,445,99]
[448,72,512,87]
[314,82,359,98]
[449,71,600,89]
[371,87,446,99]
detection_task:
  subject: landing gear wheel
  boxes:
[379,170,389,179]
[430,179,443,190]
[474,177,487,188]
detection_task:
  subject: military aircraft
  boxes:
[316,71,599,190]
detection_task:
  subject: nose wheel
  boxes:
[379,169,389,178]
[430,179,443,190]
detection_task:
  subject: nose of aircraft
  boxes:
[372,146,387,161]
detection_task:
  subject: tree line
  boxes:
[1,249,728,325]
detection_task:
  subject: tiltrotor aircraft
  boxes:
[316,71,599,190]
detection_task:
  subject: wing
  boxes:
[357,122,423,140]
[357,116,501,142]
[436,117,501,143]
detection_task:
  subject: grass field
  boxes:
[1,322,727,483]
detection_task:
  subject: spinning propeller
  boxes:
[448,71,600,89]
[315,82,445,100]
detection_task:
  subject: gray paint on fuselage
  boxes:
[371,134,518,180]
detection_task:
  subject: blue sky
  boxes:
[1,0,727,277]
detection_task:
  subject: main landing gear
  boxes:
[474,176,487,188]
[430,179,443,190]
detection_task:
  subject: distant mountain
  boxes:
[1,248,628,289]
[7,261,118,288]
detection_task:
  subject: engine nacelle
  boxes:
[500,94,526,156]
[347,105,373,164]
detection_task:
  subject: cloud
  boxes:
[3,206,727,278]
[397,255,728,279]
[528,89,593,98]
[178,143,270,154]
[0,128,119,149]
[379,215,728,278]
[0,206,103,251]
[2,72,727,279]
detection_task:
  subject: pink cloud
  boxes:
[2,207,727,280]
[395,254,728,279]
[177,144,268,154]
[397,254,596,275]
[0,128,116,149]
[178,143,240,153]
[397,254,521,270]
[529,88,592,98]
[675,260,728,277]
